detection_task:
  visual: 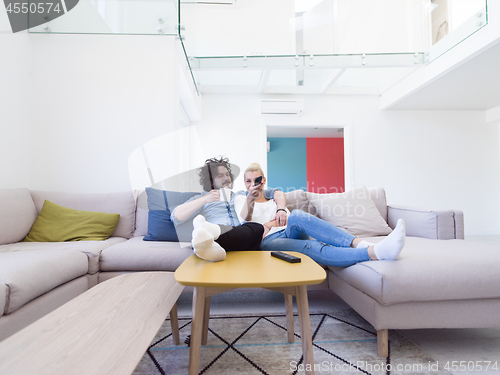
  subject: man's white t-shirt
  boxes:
[234,195,288,237]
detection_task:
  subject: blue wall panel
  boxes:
[267,138,307,192]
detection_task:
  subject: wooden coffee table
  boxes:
[0,272,184,375]
[175,251,326,375]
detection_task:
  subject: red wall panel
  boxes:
[306,138,344,193]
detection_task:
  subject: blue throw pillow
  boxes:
[143,188,198,242]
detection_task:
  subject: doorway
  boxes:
[266,126,349,193]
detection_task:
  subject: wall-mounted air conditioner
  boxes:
[260,100,304,115]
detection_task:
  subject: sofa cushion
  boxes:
[100,236,194,272]
[388,205,457,239]
[330,237,500,305]
[143,188,198,242]
[0,283,6,317]
[307,186,392,237]
[0,237,126,274]
[134,207,149,237]
[29,191,136,239]
[367,187,388,223]
[0,250,89,314]
[134,189,148,237]
[23,200,120,242]
[284,190,313,214]
[0,189,38,245]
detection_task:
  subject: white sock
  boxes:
[355,240,373,249]
[193,215,221,240]
[373,219,406,260]
[191,228,226,262]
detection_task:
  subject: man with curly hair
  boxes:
[172,156,286,261]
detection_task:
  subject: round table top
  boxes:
[175,251,326,288]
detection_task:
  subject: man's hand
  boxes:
[275,210,287,227]
[262,220,276,239]
[174,191,217,222]
[204,190,220,204]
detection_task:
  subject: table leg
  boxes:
[295,285,315,375]
[284,294,294,343]
[170,303,180,345]
[202,296,211,345]
[189,286,206,375]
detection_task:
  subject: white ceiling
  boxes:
[386,41,500,110]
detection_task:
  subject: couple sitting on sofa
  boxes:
[171,157,406,266]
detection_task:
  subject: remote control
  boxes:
[271,251,301,263]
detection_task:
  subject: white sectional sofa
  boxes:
[0,188,191,341]
[277,188,499,356]
[1,187,499,359]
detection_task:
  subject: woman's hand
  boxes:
[273,191,287,226]
[275,210,287,227]
[247,181,263,201]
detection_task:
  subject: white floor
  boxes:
[176,236,500,374]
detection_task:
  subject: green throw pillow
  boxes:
[23,200,120,242]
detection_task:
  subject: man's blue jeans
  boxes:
[261,209,371,267]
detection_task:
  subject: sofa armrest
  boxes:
[387,205,464,239]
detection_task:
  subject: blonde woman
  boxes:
[234,163,406,267]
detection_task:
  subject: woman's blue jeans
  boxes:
[260,209,370,267]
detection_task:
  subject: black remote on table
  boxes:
[271,251,301,263]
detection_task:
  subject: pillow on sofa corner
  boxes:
[143,187,198,242]
[307,186,392,237]
[23,200,120,242]
[283,189,315,214]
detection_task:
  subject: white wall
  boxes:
[191,95,268,193]
[0,33,33,189]
[1,17,498,235]
[194,93,500,236]
[26,34,181,193]
[0,33,183,193]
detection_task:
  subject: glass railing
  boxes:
[180,0,487,58]
[21,0,488,93]
[180,0,488,92]
[28,0,179,35]
[190,53,425,70]
[180,0,427,57]
[426,0,488,63]
[25,0,488,47]
[188,53,424,93]
[25,0,200,94]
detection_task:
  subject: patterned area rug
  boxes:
[133,309,451,375]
